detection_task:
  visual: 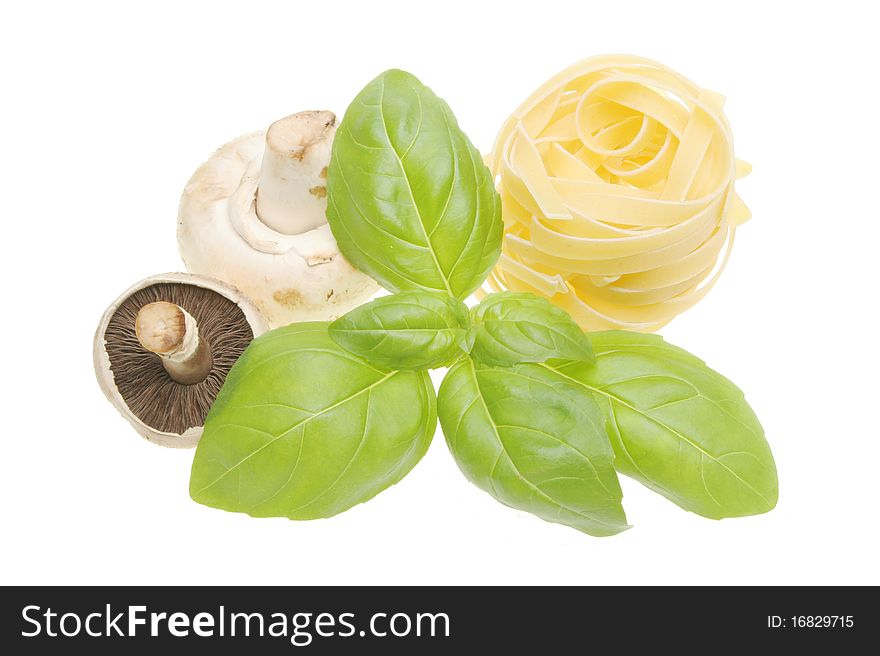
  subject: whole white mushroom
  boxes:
[178,111,379,328]
[94,272,268,447]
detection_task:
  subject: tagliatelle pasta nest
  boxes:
[484,55,751,331]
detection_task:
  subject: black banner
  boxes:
[0,586,872,652]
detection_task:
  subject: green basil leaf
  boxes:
[438,359,629,537]
[550,331,778,519]
[466,292,594,366]
[327,69,502,299]
[190,322,436,519]
[329,291,468,370]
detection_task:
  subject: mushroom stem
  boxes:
[135,302,213,385]
[255,110,336,236]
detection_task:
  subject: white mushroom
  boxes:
[178,110,379,328]
[94,273,268,448]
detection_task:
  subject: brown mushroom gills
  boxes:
[104,283,254,435]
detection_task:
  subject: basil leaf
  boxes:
[327,69,502,299]
[466,292,594,366]
[189,322,436,519]
[438,359,629,537]
[329,291,468,370]
[551,331,778,519]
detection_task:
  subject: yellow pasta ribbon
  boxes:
[484,55,750,331]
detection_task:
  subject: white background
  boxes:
[2,0,877,586]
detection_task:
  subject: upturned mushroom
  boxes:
[178,110,379,328]
[94,273,268,447]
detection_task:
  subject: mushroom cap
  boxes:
[178,129,379,329]
[94,272,268,448]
